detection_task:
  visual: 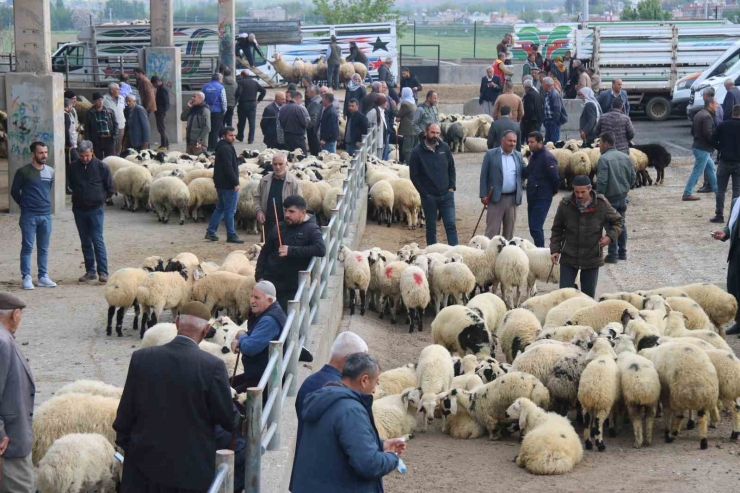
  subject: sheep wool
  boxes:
[36,433,120,493]
[705,349,740,439]
[369,179,395,227]
[428,256,476,313]
[139,322,177,348]
[615,344,661,449]
[567,299,639,330]
[112,165,152,211]
[494,244,530,309]
[187,177,218,222]
[499,308,542,363]
[416,344,455,431]
[466,292,507,335]
[665,296,713,331]
[372,389,421,440]
[56,380,123,400]
[431,305,492,358]
[375,364,417,400]
[678,283,738,330]
[390,179,422,230]
[148,176,190,225]
[578,338,621,452]
[521,287,588,326]
[339,246,371,316]
[400,265,431,333]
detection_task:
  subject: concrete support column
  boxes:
[5,74,66,214]
[218,0,236,77]
[150,0,174,47]
[13,0,52,73]
[144,48,183,146]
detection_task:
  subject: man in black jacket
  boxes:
[279,91,311,154]
[319,93,339,153]
[711,104,740,223]
[114,301,241,493]
[256,195,327,311]
[723,79,740,121]
[400,66,423,103]
[487,105,521,151]
[344,99,368,155]
[260,91,285,149]
[306,85,323,156]
[521,79,544,138]
[236,70,267,144]
[85,92,117,159]
[377,57,398,102]
[409,122,458,246]
[151,76,170,150]
[205,127,244,244]
[68,140,113,283]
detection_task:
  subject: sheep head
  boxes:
[436,390,457,416]
[418,389,439,423]
[401,387,422,413]
[585,337,617,362]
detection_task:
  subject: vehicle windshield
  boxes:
[709,49,740,78]
[52,45,85,72]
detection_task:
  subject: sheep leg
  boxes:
[360,289,366,316]
[115,307,126,337]
[378,295,385,319]
[594,410,608,452]
[417,307,424,332]
[710,405,721,428]
[686,410,695,430]
[407,305,415,333]
[349,288,356,316]
[389,298,397,325]
[627,404,644,449]
[669,413,684,442]
[697,408,709,450]
[584,411,594,450]
[132,299,141,333]
[132,197,139,212]
[576,403,584,424]
[106,306,116,336]
[140,308,149,338]
[608,407,618,438]
[644,405,656,446]
[731,400,740,440]
[179,207,186,226]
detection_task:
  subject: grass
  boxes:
[399,25,512,59]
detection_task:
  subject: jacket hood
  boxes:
[214,139,233,152]
[302,383,371,423]
[224,76,235,85]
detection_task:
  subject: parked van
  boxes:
[686,39,740,120]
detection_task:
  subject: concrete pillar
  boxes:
[144,48,183,146]
[150,0,174,47]
[5,74,66,214]
[13,0,52,74]
[218,0,236,77]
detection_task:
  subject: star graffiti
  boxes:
[371,36,389,53]
[369,58,385,70]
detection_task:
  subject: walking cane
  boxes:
[546,239,565,284]
[261,223,266,244]
[471,187,493,240]
[229,347,241,450]
[273,198,283,247]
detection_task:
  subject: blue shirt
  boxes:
[11,163,54,216]
[501,151,517,194]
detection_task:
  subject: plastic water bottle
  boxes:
[397,458,407,474]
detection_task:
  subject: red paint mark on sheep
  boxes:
[356,254,363,263]
[385,267,393,279]
[413,272,423,286]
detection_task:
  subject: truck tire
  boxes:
[646,97,671,121]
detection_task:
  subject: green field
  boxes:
[398,24,512,59]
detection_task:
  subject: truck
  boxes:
[686,39,740,120]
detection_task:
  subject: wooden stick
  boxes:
[230,347,241,450]
[471,187,493,240]
[261,224,266,244]
[273,198,283,247]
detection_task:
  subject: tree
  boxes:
[312,0,399,25]
[542,11,555,22]
[621,0,671,20]
[106,0,148,20]
[51,0,74,31]
[72,7,95,30]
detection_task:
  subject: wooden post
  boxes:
[215,450,235,493]
[267,341,283,451]
[244,387,262,493]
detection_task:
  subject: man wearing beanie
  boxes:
[114,301,241,493]
[85,92,117,159]
[550,174,623,297]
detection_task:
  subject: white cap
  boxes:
[254,280,277,298]
[238,33,248,39]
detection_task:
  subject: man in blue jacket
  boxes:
[525,131,560,247]
[202,73,228,151]
[292,353,406,493]
[597,78,630,116]
[318,93,339,153]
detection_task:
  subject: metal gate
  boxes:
[399,44,440,84]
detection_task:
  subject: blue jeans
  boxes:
[607,198,627,259]
[382,133,391,160]
[73,207,108,276]
[321,141,336,153]
[684,148,717,196]
[327,63,340,89]
[20,214,52,278]
[421,191,458,246]
[527,197,552,248]
[560,265,599,298]
[207,188,239,237]
[544,120,560,144]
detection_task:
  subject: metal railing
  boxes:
[243,125,379,493]
[208,449,235,493]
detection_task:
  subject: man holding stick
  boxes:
[255,154,302,234]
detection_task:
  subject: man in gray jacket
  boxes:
[180,92,211,155]
[255,154,303,234]
[325,35,342,90]
[306,85,323,156]
[487,105,521,151]
[480,130,526,240]
[596,131,636,263]
[412,91,439,139]
[0,293,35,493]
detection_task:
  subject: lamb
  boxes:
[466,292,507,335]
[431,305,493,357]
[566,150,592,189]
[567,300,639,330]
[428,256,476,313]
[543,297,598,328]
[390,179,422,230]
[469,235,490,250]
[148,176,190,225]
[400,265,431,332]
[665,296,713,331]
[598,292,646,309]
[663,311,732,351]
[437,377,487,439]
[377,260,409,324]
[578,338,621,451]
[511,342,583,385]
[137,261,198,336]
[36,433,120,493]
[415,344,455,431]
[32,393,119,465]
[632,143,671,184]
[705,349,740,439]
[678,283,738,331]
[628,148,650,187]
[187,177,218,221]
[499,308,542,363]
[113,165,152,211]
[375,363,417,400]
[600,321,625,341]
[339,246,371,316]
[624,317,662,351]
[521,287,588,326]
[372,388,422,440]
[494,244,530,309]
[475,358,508,383]
[444,235,507,295]
[464,137,489,153]
[369,179,395,227]
[505,398,583,475]
[191,271,248,317]
[366,249,395,312]
[104,256,165,336]
[520,243,560,297]
[139,322,177,348]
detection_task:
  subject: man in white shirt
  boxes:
[104,83,126,155]
[479,130,526,240]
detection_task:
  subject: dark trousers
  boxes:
[284,132,307,155]
[276,289,296,314]
[420,191,458,246]
[223,105,235,128]
[560,264,600,298]
[716,160,740,216]
[606,198,627,259]
[527,196,552,248]
[729,249,740,323]
[327,63,340,89]
[543,120,560,144]
[93,137,115,159]
[264,133,278,150]
[237,102,257,143]
[307,129,320,156]
[521,121,541,140]
[120,462,205,493]
[73,206,108,276]
[154,111,169,147]
[65,147,78,190]
[208,112,225,151]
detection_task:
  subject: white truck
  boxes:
[685,39,740,120]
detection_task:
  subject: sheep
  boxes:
[300,180,324,215]
[137,261,198,336]
[445,235,507,295]
[505,398,583,475]
[220,250,252,275]
[475,358,508,383]
[453,354,480,377]
[567,300,639,330]
[466,292,507,335]
[598,291,646,309]
[415,344,455,431]
[36,433,120,493]
[366,249,396,312]
[624,317,662,351]
[545,351,589,417]
[633,143,671,184]
[32,393,119,466]
[428,256,476,313]
[369,179,394,227]
[139,322,177,348]
[437,376,487,439]
[566,150,592,189]
[469,235,490,250]
[148,176,190,225]
[103,256,165,336]
[512,343,584,392]
[550,148,573,185]
[377,260,409,324]
[445,122,468,153]
[235,179,260,234]
[536,325,595,344]
[375,363,418,400]
[183,168,214,184]
[339,246,371,316]
[640,341,719,449]
[102,156,135,204]
[600,321,624,341]
[425,243,453,254]
[113,165,152,211]
[577,338,621,452]
[705,349,740,439]
[191,271,248,318]
[400,266,431,333]
[679,283,739,331]
[662,311,732,351]
[233,275,258,322]
[372,388,421,440]
[390,179,422,230]
[628,148,649,187]
[493,244,530,309]
[521,287,588,326]
[638,295,671,332]
[499,308,542,363]
[543,297,598,328]
[464,137,489,153]
[269,52,299,82]
[520,244,560,297]
[431,305,493,358]
[55,380,123,400]
[635,286,689,298]
[613,335,661,448]
[321,186,343,223]
[446,371,550,440]
[665,296,713,331]
[199,340,243,375]
[339,61,356,83]
[187,177,218,221]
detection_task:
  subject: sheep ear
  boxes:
[518,406,528,431]
[401,389,412,410]
[664,303,672,314]
[621,309,634,328]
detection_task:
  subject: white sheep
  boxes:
[220,250,252,275]
[137,262,198,337]
[416,344,455,431]
[598,292,646,309]
[321,186,343,223]
[377,260,409,325]
[139,322,177,348]
[431,305,493,358]
[191,271,248,318]
[665,296,714,331]
[103,256,164,336]
[183,168,214,184]
[369,179,395,227]
[390,179,422,230]
[339,246,371,316]
[578,338,621,452]
[375,363,417,400]
[113,165,152,211]
[464,137,489,153]
[187,177,218,222]
[445,235,508,295]
[466,292,507,335]
[518,244,560,297]
[400,265,431,333]
[469,235,490,250]
[428,255,476,313]
[521,287,588,326]
[499,308,542,363]
[437,376,487,439]
[705,349,740,440]
[536,325,595,344]
[663,311,732,351]
[236,179,260,234]
[567,300,639,330]
[372,388,422,440]
[36,433,120,493]
[55,380,123,400]
[678,283,738,330]
[512,342,584,387]
[148,176,190,225]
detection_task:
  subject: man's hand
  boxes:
[320,140,326,146]
[355,142,362,147]
[257,211,265,224]
[0,436,9,455]
[383,437,407,455]
[712,230,727,241]
[234,185,241,192]
[551,253,560,265]
[231,330,246,354]
[580,130,586,140]
[481,197,489,206]
[279,245,289,257]
[599,236,612,247]
[188,99,194,108]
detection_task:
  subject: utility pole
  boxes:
[583,0,589,26]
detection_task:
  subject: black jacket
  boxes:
[522,89,544,125]
[242,302,287,378]
[346,46,368,65]
[260,102,280,142]
[213,139,239,189]
[256,216,326,293]
[344,86,367,116]
[723,87,740,121]
[409,140,456,197]
[401,75,423,97]
[487,116,521,151]
[319,104,339,142]
[155,84,170,113]
[279,101,310,135]
[377,64,395,88]
[235,77,267,106]
[526,148,560,200]
[113,337,240,491]
[345,110,369,145]
[361,92,381,115]
[479,75,502,104]
[68,157,114,210]
[580,103,599,142]
[713,118,740,162]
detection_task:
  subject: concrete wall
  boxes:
[438,62,524,85]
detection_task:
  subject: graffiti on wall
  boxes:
[218,20,234,69]
[9,83,54,160]
[147,50,175,91]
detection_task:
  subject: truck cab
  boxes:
[52,43,92,83]
[687,41,740,120]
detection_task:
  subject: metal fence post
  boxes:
[215,450,235,493]
[267,341,283,451]
[320,225,331,299]
[244,388,262,493]
[287,298,302,396]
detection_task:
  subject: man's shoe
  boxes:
[205,233,219,242]
[710,215,725,224]
[697,185,713,193]
[22,275,35,290]
[37,275,57,287]
[227,236,245,244]
[604,256,618,264]
[618,253,627,261]
[79,273,97,282]
[682,195,701,201]
[247,140,254,145]
[299,346,314,362]
[724,323,740,336]
[98,273,108,283]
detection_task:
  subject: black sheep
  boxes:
[633,144,671,185]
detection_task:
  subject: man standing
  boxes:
[255,154,302,233]
[493,52,514,82]
[180,91,211,155]
[306,85,323,156]
[118,74,132,100]
[103,83,126,155]
[291,353,406,493]
[598,78,630,115]
[412,91,440,139]
[236,70,267,144]
[480,131,526,240]
[493,81,524,121]
[531,67,542,92]
[202,73,228,151]
[85,92,118,159]
[133,68,156,115]
[525,132,560,247]
[326,35,342,90]
[68,140,113,283]
[260,92,284,150]
[10,142,56,290]
[588,67,601,93]
[479,66,502,117]
[684,98,719,202]
[378,57,398,101]
[521,79,544,138]
[712,198,740,334]
[711,104,740,223]
[318,93,339,153]
[205,127,243,244]
[542,77,565,144]
[400,66,423,103]
[595,99,634,154]
[550,175,623,298]
[114,301,241,493]
[279,91,311,154]
[487,106,521,151]
[0,294,35,493]
[409,123,458,246]
[344,99,369,156]
[151,76,170,150]
[596,131,636,263]
[723,79,740,121]
[497,33,513,64]
[124,94,150,151]
[221,68,237,128]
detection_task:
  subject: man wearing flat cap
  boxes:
[114,301,241,493]
[0,293,35,493]
[85,92,118,159]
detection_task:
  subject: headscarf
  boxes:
[553,56,567,73]
[401,87,414,104]
[347,74,362,92]
[579,87,601,119]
